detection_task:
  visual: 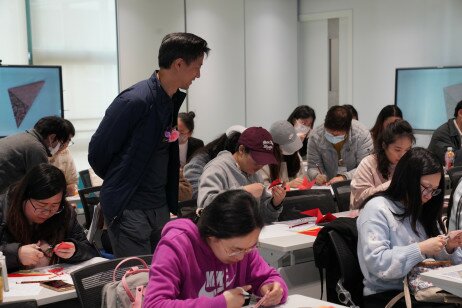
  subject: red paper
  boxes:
[300,208,337,224]
[268,178,282,189]
[297,176,316,190]
[299,227,322,236]
[53,242,73,251]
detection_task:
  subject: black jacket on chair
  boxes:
[186,137,204,162]
[0,194,99,272]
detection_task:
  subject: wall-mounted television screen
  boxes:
[0,65,63,137]
[395,66,462,131]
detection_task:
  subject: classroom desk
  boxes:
[245,294,347,308]
[258,211,354,267]
[3,257,107,306]
[421,263,462,298]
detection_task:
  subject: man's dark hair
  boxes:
[324,105,352,132]
[34,116,70,142]
[454,100,462,117]
[158,33,210,69]
[197,190,264,239]
[63,119,75,139]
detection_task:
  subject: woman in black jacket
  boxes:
[0,163,98,272]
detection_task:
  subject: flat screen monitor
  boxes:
[0,65,63,137]
[395,66,462,131]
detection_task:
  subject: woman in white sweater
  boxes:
[350,120,414,209]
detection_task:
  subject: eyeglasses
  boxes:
[220,241,257,257]
[420,184,442,197]
[29,199,63,216]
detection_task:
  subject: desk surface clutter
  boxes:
[3,257,106,305]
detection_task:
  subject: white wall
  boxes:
[245,0,299,130]
[299,0,462,147]
[0,0,28,64]
[186,0,246,141]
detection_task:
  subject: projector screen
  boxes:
[395,66,462,131]
[0,65,63,137]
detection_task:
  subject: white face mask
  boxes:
[325,132,345,144]
[48,142,61,156]
[295,123,311,135]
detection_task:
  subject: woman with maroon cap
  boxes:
[197,127,286,223]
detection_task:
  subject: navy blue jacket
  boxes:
[88,74,185,221]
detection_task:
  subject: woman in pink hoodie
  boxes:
[144,190,288,308]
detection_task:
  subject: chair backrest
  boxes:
[0,300,38,308]
[71,255,153,308]
[177,198,198,219]
[328,229,363,307]
[331,180,352,212]
[78,186,101,229]
[279,189,336,221]
[87,203,102,243]
[448,166,462,188]
[79,169,93,188]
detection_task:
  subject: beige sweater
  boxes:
[350,154,394,209]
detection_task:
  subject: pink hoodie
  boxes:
[143,219,288,308]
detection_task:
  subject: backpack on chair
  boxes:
[101,257,150,308]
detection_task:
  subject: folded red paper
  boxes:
[297,176,316,190]
[268,178,282,189]
[298,227,322,236]
[300,208,337,224]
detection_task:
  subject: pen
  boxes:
[316,163,324,175]
[18,280,54,284]
[289,221,312,228]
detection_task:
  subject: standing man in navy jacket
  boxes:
[88,33,210,257]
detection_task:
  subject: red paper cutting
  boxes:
[301,208,337,224]
[297,176,316,190]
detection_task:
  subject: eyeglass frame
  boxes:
[28,199,64,216]
[420,183,442,197]
[220,240,258,257]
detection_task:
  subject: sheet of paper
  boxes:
[4,278,43,298]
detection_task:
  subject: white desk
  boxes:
[245,294,347,308]
[421,263,462,298]
[3,257,107,306]
[258,211,354,267]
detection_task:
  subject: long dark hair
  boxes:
[287,105,316,126]
[269,149,301,180]
[376,120,415,180]
[360,147,444,237]
[7,164,72,246]
[198,190,264,239]
[370,105,403,146]
[189,131,241,163]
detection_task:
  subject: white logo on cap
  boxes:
[262,140,274,151]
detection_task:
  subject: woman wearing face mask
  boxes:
[350,120,415,209]
[178,112,204,167]
[307,105,373,185]
[49,119,79,196]
[287,105,316,159]
[144,190,288,307]
[0,164,99,272]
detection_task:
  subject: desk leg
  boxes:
[258,248,287,268]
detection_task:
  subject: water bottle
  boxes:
[0,252,9,292]
[445,147,455,171]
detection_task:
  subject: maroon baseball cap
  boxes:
[238,127,277,165]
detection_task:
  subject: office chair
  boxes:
[328,229,362,308]
[71,255,152,308]
[278,189,336,221]
[78,186,101,229]
[331,180,352,212]
[78,169,93,188]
